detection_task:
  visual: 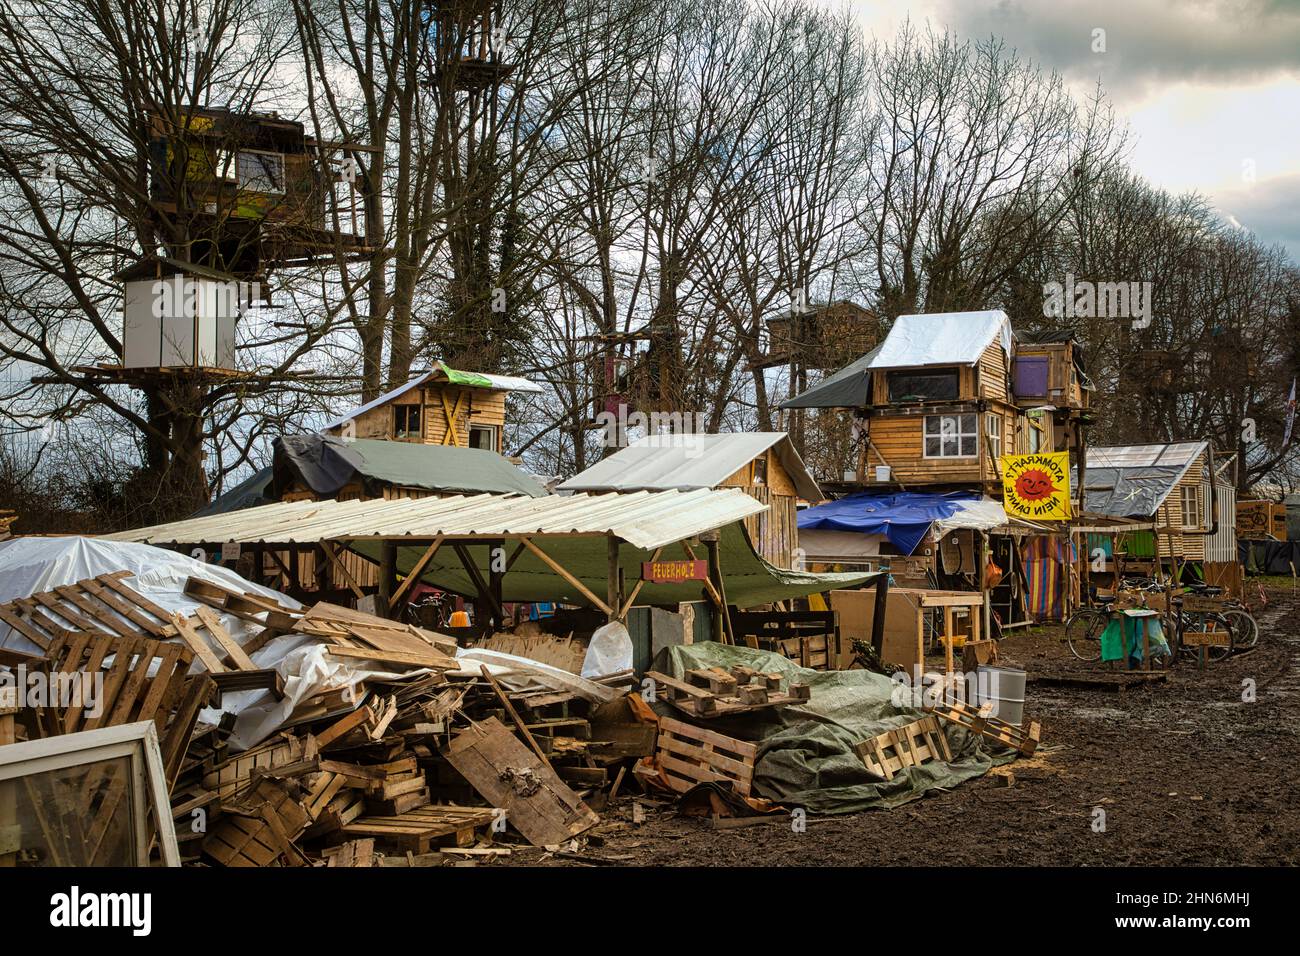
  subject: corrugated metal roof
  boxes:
[1086,441,1207,470]
[102,488,769,551]
[558,433,822,501]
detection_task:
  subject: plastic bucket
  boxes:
[974,666,1027,726]
[875,465,892,482]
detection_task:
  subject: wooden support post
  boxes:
[871,571,890,657]
[378,541,397,618]
[489,539,505,631]
[606,536,621,624]
[944,606,955,676]
[453,542,503,627]
[0,700,15,867]
[702,533,735,645]
[980,532,992,642]
[390,536,445,613]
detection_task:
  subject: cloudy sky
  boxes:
[846,0,1300,260]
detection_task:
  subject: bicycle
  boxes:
[1174,584,1234,664]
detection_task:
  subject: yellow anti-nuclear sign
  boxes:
[1001,452,1072,520]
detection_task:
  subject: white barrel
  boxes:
[974,666,1027,726]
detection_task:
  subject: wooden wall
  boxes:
[720,448,799,567]
[328,384,509,451]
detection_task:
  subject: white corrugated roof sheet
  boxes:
[558,432,822,501]
[1085,441,1207,470]
[867,310,1012,368]
[102,488,768,551]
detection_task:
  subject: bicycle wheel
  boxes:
[1066,608,1108,661]
[1220,609,1258,649]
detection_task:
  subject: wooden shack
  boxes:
[144,103,375,275]
[558,432,822,569]
[321,362,542,455]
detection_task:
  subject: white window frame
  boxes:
[0,721,179,867]
[985,413,1002,462]
[235,148,285,195]
[923,413,978,459]
[468,423,500,452]
[1180,484,1206,530]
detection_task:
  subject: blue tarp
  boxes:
[797,491,982,556]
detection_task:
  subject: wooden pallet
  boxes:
[645,668,810,718]
[852,715,952,781]
[203,778,311,867]
[39,632,214,782]
[0,571,177,651]
[340,805,498,853]
[927,700,1041,756]
[656,716,757,796]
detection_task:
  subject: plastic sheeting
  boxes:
[867,310,1012,369]
[798,492,983,556]
[581,621,633,679]
[660,643,1005,814]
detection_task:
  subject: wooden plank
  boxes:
[171,612,228,673]
[325,645,457,670]
[193,605,258,670]
[446,717,598,846]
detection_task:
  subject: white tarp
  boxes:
[798,528,884,563]
[0,536,616,752]
[867,310,1012,368]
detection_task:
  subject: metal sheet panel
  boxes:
[102,488,770,551]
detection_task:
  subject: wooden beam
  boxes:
[320,542,366,600]
[452,542,503,623]
[517,537,613,616]
[390,536,445,610]
[606,536,621,623]
[618,547,662,619]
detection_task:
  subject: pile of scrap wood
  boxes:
[0,570,667,865]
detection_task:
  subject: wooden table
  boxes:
[887,588,987,676]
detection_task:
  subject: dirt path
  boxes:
[514,584,1300,867]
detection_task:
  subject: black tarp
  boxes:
[779,344,882,409]
[1072,464,1187,518]
[1240,538,1300,574]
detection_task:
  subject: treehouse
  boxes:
[427,0,517,90]
[320,362,543,455]
[782,312,1090,495]
[757,300,881,371]
[145,104,375,277]
[116,258,248,372]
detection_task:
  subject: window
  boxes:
[1026,411,1046,453]
[236,150,285,194]
[887,369,959,403]
[1180,485,1204,530]
[752,454,768,486]
[469,423,498,451]
[985,413,1002,462]
[0,722,180,867]
[924,413,977,458]
[393,404,421,439]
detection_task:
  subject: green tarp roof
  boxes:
[350,522,877,609]
[275,435,549,499]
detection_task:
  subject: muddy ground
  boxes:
[506,581,1300,867]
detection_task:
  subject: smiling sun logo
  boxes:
[1001,452,1072,519]
[1014,468,1056,502]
